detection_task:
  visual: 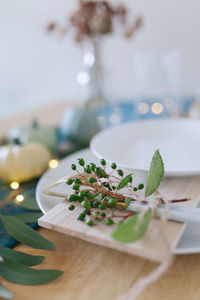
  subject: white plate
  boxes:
[90,118,200,177]
[36,148,200,255]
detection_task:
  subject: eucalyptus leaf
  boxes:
[0,246,44,266]
[12,212,43,224]
[112,208,152,243]
[0,215,54,250]
[125,197,131,209]
[0,283,13,299]
[19,196,41,211]
[117,174,132,191]
[0,256,63,285]
[145,150,164,197]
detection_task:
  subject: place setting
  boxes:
[1,0,200,299]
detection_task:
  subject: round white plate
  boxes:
[90,118,200,177]
[36,148,200,255]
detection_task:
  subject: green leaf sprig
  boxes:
[63,150,165,244]
[0,215,63,299]
[145,149,164,197]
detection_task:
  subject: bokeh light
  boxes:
[10,181,19,190]
[138,102,149,114]
[151,102,164,115]
[49,159,59,169]
[15,194,24,203]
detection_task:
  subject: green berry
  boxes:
[133,187,138,192]
[112,185,116,190]
[85,191,93,200]
[82,201,91,209]
[79,190,87,198]
[100,212,106,217]
[103,182,109,188]
[138,183,144,190]
[96,167,106,178]
[94,200,100,208]
[68,204,75,211]
[108,198,117,206]
[78,158,85,166]
[68,194,78,202]
[100,159,106,166]
[88,177,97,183]
[72,183,80,191]
[105,218,114,225]
[78,197,83,203]
[83,209,91,215]
[66,178,73,185]
[75,178,82,185]
[90,163,96,172]
[77,212,86,221]
[90,201,95,208]
[71,164,76,170]
[86,219,93,226]
[101,194,106,200]
[98,202,107,210]
[117,169,123,176]
[111,163,117,169]
[85,165,91,174]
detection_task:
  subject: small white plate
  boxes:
[90,118,200,177]
[36,148,200,255]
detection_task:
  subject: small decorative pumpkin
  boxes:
[9,121,57,153]
[0,143,51,183]
[60,106,100,146]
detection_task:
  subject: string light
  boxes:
[15,194,24,203]
[151,102,163,115]
[10,181,19,190]
[138,102,149,114]
[48,159,59,169]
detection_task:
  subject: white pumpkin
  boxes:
[0,143,51,183]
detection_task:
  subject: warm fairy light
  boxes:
[138,102,149,114]
[10,181,19,190]
[15,194,24,203]
[151,102,163,115]
[48,159,59,169]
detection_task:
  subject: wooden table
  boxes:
[2,102,200,300]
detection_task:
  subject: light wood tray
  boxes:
[38,177,200,263]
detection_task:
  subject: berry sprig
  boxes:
[66,157,145,226]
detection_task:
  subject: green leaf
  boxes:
[125,197,131,209]
[112,208,152,243]
[145,150,164,197]
[0,283,13,299]
[12,212,43,224]
[0,256,63,285]
[0,246,44,266]
[117,174,132,190]
[19,197,41,211]
[0,215,54,250]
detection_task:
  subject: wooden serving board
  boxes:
[38,177,200,263]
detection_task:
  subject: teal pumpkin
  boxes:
[60,106,100,146]
[9,121,57,153]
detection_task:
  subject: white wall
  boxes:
[0,0,200,117]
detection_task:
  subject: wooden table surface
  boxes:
[2,102,200,300]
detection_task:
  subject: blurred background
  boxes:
[0,0,200,118]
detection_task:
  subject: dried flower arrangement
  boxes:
[47,0,142,42]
